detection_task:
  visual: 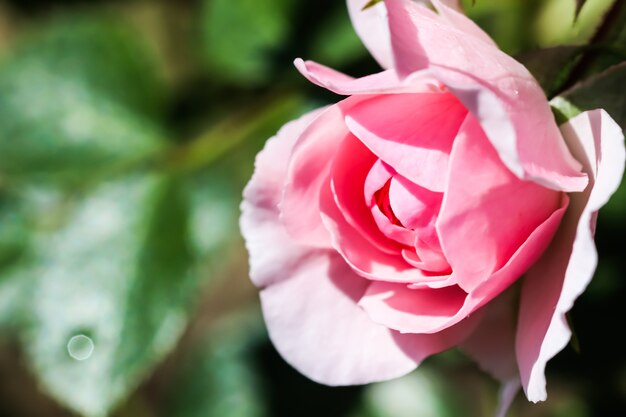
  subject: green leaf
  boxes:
[516,46,583,97]
[200,0,296,85]
[0,196,28,270]
[19,175,200,417]
[575,0,588,18]
[0,16,167,182]
[558,61,626,128]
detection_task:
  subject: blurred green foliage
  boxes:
[0,0,624,417]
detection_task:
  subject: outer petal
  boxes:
[280,97,365,248]
[241,108,326,287]
[516,110,626,402]
[261,251,477,386]
[346,0,465,70]
[347,0,394,69]
[384,0,588,192]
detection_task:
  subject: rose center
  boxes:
[373,179,405,228]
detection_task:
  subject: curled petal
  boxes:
[295,58,440,96]
[516,110,626,402]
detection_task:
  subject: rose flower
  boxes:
[240,0,625,409]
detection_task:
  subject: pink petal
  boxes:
[496,380,521,417]
[347,0,466,71]
[260,250,475,385]
[280,98,366,248]
[388,176,449,272]
[241,108,327,288]
[331,134,401,254]
[384,0,588,192]
[344,93,467,191]
[388,175,442,229]
[359,282,467,333]
[321,179,430,283]
[371,205,416,247]
[347,0,394,69]
[438,116,564,292]
[294,58,440,96]
[360,201,568,334]
[516,110,626,402]
[430,0,496,46]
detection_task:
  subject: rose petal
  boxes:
[294,58,440,96]
[345,93,467,191]
[360,200,567,333]
[516,109,626,402]
[331,134,401,254]
[359,282,467,333]
[241,108,327,287]
[347,0,394,69]
[260,250,474,385]
[371,205,416,247]
[321,179,431,283]
[438,116,564,292]
[388,176,449,272]
[281,97,367,248]
[346,0,466,70]
[388,175,442,228]
[384,0,588,192]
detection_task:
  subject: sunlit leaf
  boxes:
[0,16,167,182]
[19,175,198,417]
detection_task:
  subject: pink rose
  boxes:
[240,0,625,409]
